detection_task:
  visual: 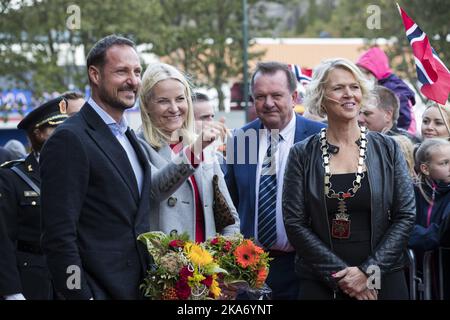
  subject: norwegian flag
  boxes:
[398,4,450,104]
[289,64,312,86]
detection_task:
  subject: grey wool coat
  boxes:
[138,135,240,240]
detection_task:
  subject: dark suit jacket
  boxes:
[0,207,22,296]
[225,114,326,239]
[0,154,53,299]
[40,103,152,300]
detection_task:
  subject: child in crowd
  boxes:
[409,138,450,251]
[409,138,450,299]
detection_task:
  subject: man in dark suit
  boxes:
[0,97,68,300]
[40,35,151,300]
[225,61,325,299]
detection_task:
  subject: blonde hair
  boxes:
[415,138,450,203]
[304,58,370,117]
[139,62,195,149]
[391,135,417,180]
[423,101,450,138]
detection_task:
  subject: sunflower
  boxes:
[209,274,221,298]
[233,240,262,268]
[184,243,213,266]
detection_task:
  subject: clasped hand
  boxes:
[333,267,378,300]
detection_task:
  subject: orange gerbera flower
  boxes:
[255,267,268,288]
[233,240,262,268]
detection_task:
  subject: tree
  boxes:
[296,0,449,102]
[0,0,158,96]
[0,0,278,110]
[147,0,276,111]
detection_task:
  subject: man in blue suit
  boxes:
[225,62,325,299]
[40,35,150,299]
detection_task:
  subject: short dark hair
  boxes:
[86,35,136,71]
[61,91,84,101]
[192,92,210,103]
[250,61,297,95]
[373,85,400,122]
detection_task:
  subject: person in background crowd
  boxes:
[61,91,85,116]
[421,101,450,141]
[225,61,325,299]
[391,135,417,181]
[358,86,420,144]
[192,91,228,173]
[356,47,417,135]
[192,92,215,132]
[0,97,68,300]
[0,147,13,164]
[4,140,27,160]
[408,138,450,299]
[409,138,450,251]
[283,58,415,300]
[137,62,240,242]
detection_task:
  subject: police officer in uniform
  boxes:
[0,97,68,300]
[0,207,22,299]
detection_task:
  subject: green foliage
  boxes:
[280,0,449,103]
[3,1,445,107]
[0,0,276,110]
[147,0,272,110]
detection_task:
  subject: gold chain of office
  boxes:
[320,126,368,201]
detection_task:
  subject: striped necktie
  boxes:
[257,133,280,249]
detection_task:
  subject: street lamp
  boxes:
[242,0,249,123]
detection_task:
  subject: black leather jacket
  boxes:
[282,132,416,290]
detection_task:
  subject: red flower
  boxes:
[201,275,213,287]
[175,279,191,299]
[223,241,232,252]
[179,266,193,280]
[169,240,184,249]
[210,238,219,246]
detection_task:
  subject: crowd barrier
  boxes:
[407,247,449,300]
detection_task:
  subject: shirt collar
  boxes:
[262,110,296,142]
[279,111,296,141]
[88,97,128,135]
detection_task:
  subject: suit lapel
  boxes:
[152,144,172,168]
[127,129,154,225]
[294,114,307,143]
[126,129,146,169]
[82,104,139,203]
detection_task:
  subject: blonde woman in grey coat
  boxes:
[138,62,240,242]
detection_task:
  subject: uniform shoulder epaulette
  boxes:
[0,159,25,168]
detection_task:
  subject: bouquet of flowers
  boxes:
[206,234,272,299]
[138,231,226,300]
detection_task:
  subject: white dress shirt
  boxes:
[254,111,296,252]
[88,98,143,195]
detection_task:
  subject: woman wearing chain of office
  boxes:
[282,58,415,300]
